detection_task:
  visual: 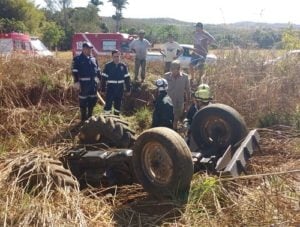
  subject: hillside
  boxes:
[101,16,300,31]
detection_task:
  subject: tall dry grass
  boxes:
[0,51,299,226]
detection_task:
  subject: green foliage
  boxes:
[40,74,54,91]
[133,107,152,130]
[282,26,300,50]
[69,5,102,33]
[90,0,104,7]
[258,108,300,129]
[0,0,45,33]
[41,21,64,49]
[44,0,72,12]
[252,28,281,48]
[108,0,129,32]
[0,18,27,33]
[188,176,220,212]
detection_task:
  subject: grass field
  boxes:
[0,49,299,226]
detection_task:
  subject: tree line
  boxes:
[0,0,299,50]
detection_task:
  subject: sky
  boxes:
[34,0,300,25]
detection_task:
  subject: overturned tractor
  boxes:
[61,103,260,200]
[7,104,259,201]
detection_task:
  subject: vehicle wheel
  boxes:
[113,123,124,140]
[79,115,136,148]
[8,152,78,193]
[191,103,248,158]
[78,116,102,144]
[132,127,193,201]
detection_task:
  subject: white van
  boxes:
[30,37,54,57]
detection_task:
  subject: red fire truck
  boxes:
[71,32,136,57]
[0,32,33,55]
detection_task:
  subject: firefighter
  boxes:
[72,41,101,122]
[152,78,174,129]
[101,49,131,115]
[185,83,212,144]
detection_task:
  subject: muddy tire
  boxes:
[79,115,136,148]
[191,103,248,158]
[132,127,193,201]
[8,152,78,193]
[78,116,102,144]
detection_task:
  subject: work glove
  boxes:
[73,82,80,91]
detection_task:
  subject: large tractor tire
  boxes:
[132,127,193,202]
[191,103,248,158]
[79,115,136,148]
[8,152,78,193]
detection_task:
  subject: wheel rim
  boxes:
[201,116,231,146]
[141,141,173,185]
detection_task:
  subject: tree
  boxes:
[41,21,64,50]
[0,0,45,33]
[44,0,72,38]
[252,28,280,49]
[44,0,72,12]
[0,18,26,33]
[282,26,300,50]
[90,0,103,7]
[108,0,129,32]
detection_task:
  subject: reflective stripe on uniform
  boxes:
[124,74,130,78]
[107,80,124,84]
[79,78,91,81]
[72,69,78,72]
[102,73,109,78]
[79,95,97,99]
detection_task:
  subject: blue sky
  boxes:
[34,0,300,25]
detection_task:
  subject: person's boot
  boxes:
[80,107,87,122]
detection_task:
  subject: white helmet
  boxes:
[155,78,168,91]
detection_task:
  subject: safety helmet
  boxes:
[194,83,212,102]
[155,78,168,91]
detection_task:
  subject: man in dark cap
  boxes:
[72,41,101,122]
[129,29,151,83]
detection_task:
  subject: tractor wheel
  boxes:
[191,103,248,158]
[8,152,78,193]
[132,127,193,202]
[79,115,136,148]
[78,116,102,144]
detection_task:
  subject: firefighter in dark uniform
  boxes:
[101,49,131,115]
[72,41,101,122]
[152,78,174,129]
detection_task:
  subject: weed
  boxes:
[133,106,152,131]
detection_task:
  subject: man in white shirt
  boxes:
[129,30,151,83]
[160,34,183,73]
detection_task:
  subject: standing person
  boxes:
[72,41,101,122]
[164,60,190,130]
[160,33,183,73]
[152,78,174,129]
[190,22,215,84]
[101,49,131,115]
[129,29,151,83]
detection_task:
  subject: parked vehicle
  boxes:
[0,32,53,57]
[146,44,217,68]
[72,32,137,57]
[0,32,33,56]
[30,37,54,57]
